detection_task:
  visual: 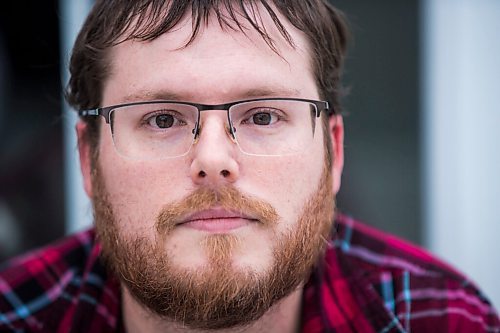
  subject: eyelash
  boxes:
[240,108,286,124]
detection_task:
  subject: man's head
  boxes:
[69,0,348,330]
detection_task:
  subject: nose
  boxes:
[190,112,240,186]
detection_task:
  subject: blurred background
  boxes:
[0,0,498,307]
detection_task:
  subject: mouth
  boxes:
[177,208,259,233]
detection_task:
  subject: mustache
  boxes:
[155,186,279,234]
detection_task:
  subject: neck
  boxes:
[122,285,303,333]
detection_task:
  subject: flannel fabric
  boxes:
[1,214,499,332]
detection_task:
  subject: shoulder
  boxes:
[0,229,121,332]
[322,214,500,333]
[333,214,462,277]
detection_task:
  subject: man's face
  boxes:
[78,6,343,330]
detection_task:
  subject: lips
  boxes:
[177,208,258,232]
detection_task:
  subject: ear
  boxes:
[329,115,344,194]
[76,121,94,198]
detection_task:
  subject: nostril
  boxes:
[199,170,207,177]
[220,170,230,177]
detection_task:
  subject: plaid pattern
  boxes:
[302,215,500,333]
[1,214,499,332]
[0,232,122,332]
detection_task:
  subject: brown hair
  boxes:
[66,0,349,148]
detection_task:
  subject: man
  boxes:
[0,0,498,332]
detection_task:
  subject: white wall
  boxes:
[422,0,500,308]
[60,0,93,233]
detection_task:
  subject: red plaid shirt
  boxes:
[1,214,499,332]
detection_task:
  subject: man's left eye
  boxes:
[252,112,274,125]
[244,108,283,126]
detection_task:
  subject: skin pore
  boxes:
[77,4,344,333]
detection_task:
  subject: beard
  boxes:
[92,160,335,330]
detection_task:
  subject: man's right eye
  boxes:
[144,111,185,129]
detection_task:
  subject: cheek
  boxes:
[239,141,325,228]
[98,135,191,237]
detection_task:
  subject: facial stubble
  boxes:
[92,160,335,330]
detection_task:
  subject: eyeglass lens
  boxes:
[109,100,318,159]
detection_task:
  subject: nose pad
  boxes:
[192,122,200,140]
[228,124,237,140]
[226,115,236,140]
[192,120,236,143]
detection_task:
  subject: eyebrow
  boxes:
[123,90,184,103]
[122,86,302,103]
[240,87,301,99]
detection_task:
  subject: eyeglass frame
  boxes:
[78,97,331,138]
[78,97,332,159]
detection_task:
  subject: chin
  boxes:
[174,233,274,275]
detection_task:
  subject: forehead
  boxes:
[103,3,318,105]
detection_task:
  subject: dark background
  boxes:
[0,0,420,261]
[0,1,64,261]
[335,0,420,245]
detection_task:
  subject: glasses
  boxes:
[78,97,330,160]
